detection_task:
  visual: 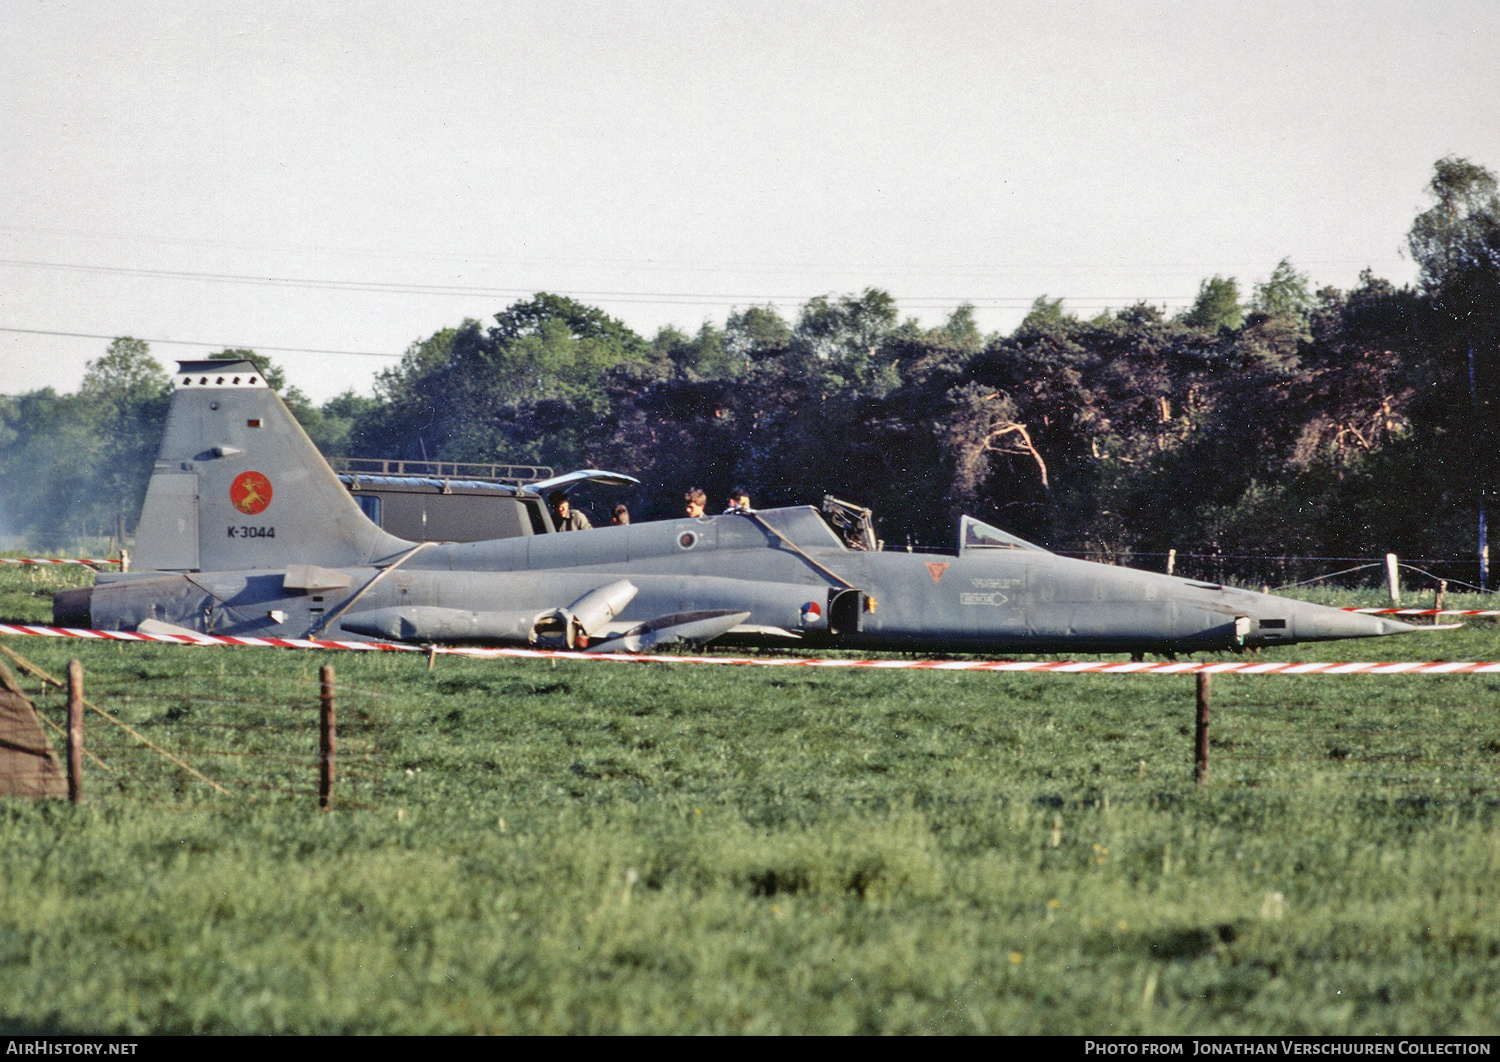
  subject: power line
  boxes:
[0,327,401,359]
[0,256,1194,309]
[0,223,1411,279]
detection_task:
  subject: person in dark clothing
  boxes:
[549,491,592,531]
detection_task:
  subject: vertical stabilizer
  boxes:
[132,361,411,572]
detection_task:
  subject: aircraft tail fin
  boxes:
[132,361,411,572]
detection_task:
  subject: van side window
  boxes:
[526,499,552,535]
[355,494,382,526]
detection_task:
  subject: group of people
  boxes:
[548,487,752,532]
[684,487,753,518]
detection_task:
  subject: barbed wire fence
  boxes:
[1028,550,1498,596]
[2,613,1498,806]
[0,645,390,809]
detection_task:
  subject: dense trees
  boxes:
[1406,157,1500,581]
[358,294,652,470]
[0,338,169,547]
[1179,276,1244,331]
[4,157,1495,588]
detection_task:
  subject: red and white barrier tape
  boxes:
[3,623,1498,675]
[1344,607,1500,617]
[0,623,415,653]
[0,557,119,566]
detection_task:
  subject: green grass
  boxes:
[0,562,1497,1033]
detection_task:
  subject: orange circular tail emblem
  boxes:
[230,471,273,515]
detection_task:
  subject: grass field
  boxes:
[1,559,1498,1034]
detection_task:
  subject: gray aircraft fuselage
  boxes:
[55,360,1415,655]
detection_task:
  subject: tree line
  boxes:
[4,157,1497,588]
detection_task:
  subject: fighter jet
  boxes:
[54,359,1419,655]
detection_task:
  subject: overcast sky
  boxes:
[3,0,1497,404]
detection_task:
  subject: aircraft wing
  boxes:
[334,579,745,651]
[588,610,752,653]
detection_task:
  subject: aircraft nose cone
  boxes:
[1292,605,1416,642]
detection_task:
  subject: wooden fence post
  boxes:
[1194,672,1211,787]
[1386,553,1401,605]
[66,660,83,805]
[319,664,335,810]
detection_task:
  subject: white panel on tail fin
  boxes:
[131,473,199,571]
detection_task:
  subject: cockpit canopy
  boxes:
[959,515,1051,554]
